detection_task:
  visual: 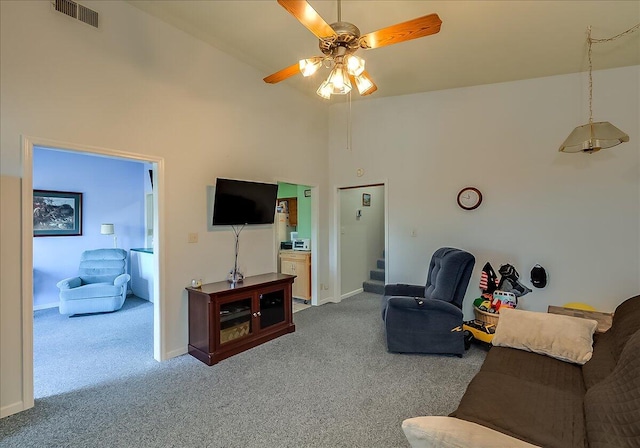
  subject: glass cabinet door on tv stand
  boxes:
[219,296,253,345]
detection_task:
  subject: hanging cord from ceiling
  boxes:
[586,23,640,126]
[347,90,353,151]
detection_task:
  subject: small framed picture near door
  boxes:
[33,190,83,237]
[362,193,371,207]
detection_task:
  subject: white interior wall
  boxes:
[0,1,329,416]
[0,176,24,417]
[340,186,385,296]
[329,66,640,319]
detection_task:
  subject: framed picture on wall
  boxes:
[33,190,83,237]
[362,193,371,206]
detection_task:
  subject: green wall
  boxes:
[277,182,297,198]
[296,185,311,239]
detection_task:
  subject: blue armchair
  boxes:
[381,247,475,356]
[57,248,130,315]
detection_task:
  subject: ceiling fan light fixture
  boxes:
[354,72,375,95]
[346,55,365,76]
[316,80,332,99]
[559,121,630,153]
[299,57,323,77]
[265,1,443,99]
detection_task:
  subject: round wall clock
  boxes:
[457,187,482,210]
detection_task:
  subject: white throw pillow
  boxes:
[492,308,597,365]
[402,416,540,448]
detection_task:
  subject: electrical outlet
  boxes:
[188,232,198,243]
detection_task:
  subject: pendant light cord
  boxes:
[587,23,640,125]
[587,26,593,125]
[589,23,640,44]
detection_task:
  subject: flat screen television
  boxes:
[212,178,278,226]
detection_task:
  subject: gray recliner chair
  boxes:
[381,247,475,356]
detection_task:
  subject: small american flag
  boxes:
[479,262,499,293]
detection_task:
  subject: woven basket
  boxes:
[474,307,500,326]
[220,321,250,344]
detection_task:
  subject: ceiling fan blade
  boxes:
[359,13,442,49]
[277,0,337,39]
[263,62,301,84]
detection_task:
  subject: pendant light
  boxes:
[559,24,639,153]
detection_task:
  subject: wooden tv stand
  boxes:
[186,273,296,366]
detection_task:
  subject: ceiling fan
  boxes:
[263,0,442,99]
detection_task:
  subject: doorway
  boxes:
[275,181,316,310]
[32,146,155,397]
[338,183,387,299]
[21,136,165,410]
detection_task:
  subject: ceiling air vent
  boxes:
[52,0,99,28]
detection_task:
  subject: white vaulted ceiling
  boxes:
[128,1,640,100]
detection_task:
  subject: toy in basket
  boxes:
[463,319,497,346]
[474,290,516,318]
[464,290,517,347]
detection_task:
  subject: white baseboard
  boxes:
[165,347,187,360]
[1,400,29,418]
[341,288,363,300]
[33,302,58,311]
[317,296,340,305]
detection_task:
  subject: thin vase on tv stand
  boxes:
[227,224,245,284]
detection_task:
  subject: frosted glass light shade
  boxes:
[299,57,322,77]
[316,80,332,99]
[559,121,629,153]
[100,224,115,235]
[346,55,365,76]
[327,64,351,95]
[355,72,375,95]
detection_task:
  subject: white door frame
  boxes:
[20,135,166,412]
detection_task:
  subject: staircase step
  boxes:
[370,269,385,281]
[363,279,385,295]
[376,258,385,270]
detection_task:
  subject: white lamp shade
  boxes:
[100,224,115,235]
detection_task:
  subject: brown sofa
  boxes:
[447,295,640,448]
